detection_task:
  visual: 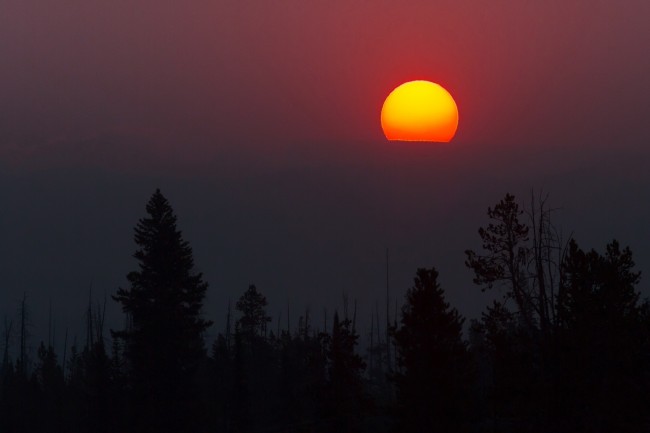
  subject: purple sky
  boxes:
[1,1,649,353]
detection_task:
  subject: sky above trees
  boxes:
[1,0,649,349]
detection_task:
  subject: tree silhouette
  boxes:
[236,284,271,341]
[466,192,567,335]
[470,301,540,429]
[112,189,212,433]
[233,284,277,429]
[3,189,650,432]
[32,342,65,431]
[277,325,328,429]
[208,333,233,431]
[466,193,574,429]
[325,311,366,429]
[553,239,647,432]
[465,194,534,329]
[392,267,473,433]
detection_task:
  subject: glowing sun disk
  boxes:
[381,80,459,142]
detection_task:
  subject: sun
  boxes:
[381,80,459,142]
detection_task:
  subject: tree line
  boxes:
[1,189,649,433]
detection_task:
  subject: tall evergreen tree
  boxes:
[392,267,473,433]
[112,189,212,433]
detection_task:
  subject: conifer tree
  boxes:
[392,267,473,433]
[236,284,271,341]
[112,189,212,433]
[465,194,533,328]
[33,341,65,431]
[553,239,647,432]
[326,311,366,428]
[234,285,276,427]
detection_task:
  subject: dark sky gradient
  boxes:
[1,1,649,352]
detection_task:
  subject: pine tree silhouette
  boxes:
[553,239,647,432]
[234,284,278,429]
[112,189,212,433]
[392,267,473,433]
[465,193,534,330]
[236,284,271,341]
[325,311,366,431]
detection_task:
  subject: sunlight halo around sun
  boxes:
[381,80,458,142]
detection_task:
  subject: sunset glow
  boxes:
[381,81,458,142]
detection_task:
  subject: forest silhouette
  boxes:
[1,189,649,433]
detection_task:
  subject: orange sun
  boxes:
[381,80,458,142]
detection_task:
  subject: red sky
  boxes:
[1,0,649,169]
[1,0,649,346]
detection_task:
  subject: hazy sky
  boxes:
[1,0,649,353]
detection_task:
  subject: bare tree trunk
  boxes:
[375,302,382,371]
[86,284,94,350]
[19,293,28,375]
[530,191,549,336]
[369,310,374,372]
[62,328,68,380]
[2,317,12,369]
[386,248,391,373]
[287,301,290,335]
[226,300,232,351]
